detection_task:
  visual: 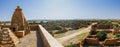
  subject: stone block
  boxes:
[14,30,25,37]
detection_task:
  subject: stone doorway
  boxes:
[12,27,16,31]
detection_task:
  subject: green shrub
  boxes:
[48,31,53,34]
[65,44,79,47]
[113,24,120,28]
[116,34,120,39]
[55,25,63,30]
[96,31,107,41]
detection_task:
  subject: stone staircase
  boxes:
[0,28,19,47]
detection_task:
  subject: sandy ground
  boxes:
[16,31,44,47]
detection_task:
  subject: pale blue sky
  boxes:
[0,0,120,21]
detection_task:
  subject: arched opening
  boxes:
[12,27,16,32]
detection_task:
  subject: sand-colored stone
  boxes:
[0,6,64,47]
[81,23,120,47]
[14,31,25,37]
[0,28,19,47]
[11,6,30,37]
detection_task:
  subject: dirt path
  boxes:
[57,24,94,43]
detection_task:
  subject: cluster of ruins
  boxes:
[80,23,120,47]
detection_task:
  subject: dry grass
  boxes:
[63,32,89,46]
[54,27,85,38]
[107,33,115,39]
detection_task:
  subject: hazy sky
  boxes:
[0,0,120,21]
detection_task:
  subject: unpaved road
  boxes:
[57,23,96,43]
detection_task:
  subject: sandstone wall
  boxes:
[38,25,63,47]
[29,25,38,30]
[0,25,11,29]
[96,24,113,29]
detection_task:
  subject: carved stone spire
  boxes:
[15,6,22,11]
[11,6,30,36]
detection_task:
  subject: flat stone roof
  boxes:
[16,31,44,47]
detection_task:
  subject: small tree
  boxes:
[116,34,120,39]
[113,24,120,28]
[55,25,63,30]
[96,31,107,41]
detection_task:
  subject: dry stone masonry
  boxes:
[11,6,30,37]
[0,28,19,47]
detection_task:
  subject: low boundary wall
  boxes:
[29,25,38,30]
[38,25,63,47]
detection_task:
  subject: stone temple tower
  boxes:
[11,6,30,37]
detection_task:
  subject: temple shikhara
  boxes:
[11,6,30,37]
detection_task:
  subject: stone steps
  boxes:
[1,37,11,41]
[0,35,10,37]
[0,28,19,47]
[1,44,15,47]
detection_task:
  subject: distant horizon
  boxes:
[1,18,120,22]
[0,0,120,21]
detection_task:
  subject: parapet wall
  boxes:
[0,25,11,29]
[38,25,63,47]
[29,25,39,30]
[97,24,113,29]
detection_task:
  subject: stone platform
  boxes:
[17,31,44,47]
